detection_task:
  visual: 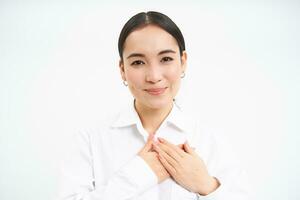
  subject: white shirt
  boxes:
[58,101,249,200]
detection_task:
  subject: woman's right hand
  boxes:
[138,133,170,183]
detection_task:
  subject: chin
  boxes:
[144,98,173,110]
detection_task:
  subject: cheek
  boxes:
[166,67,182,82]
[125,69,144,88]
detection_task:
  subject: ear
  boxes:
[119,59,126,81]
[180,51,187,72]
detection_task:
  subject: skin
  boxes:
[119,24,186,134]
[119,24,220,196]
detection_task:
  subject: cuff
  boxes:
[196,177,225,200]
[117,155,158,193]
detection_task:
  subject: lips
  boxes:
[145,87,167,95]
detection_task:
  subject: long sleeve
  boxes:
[195,132,251,200]
[196,168,250,200]
[57,130,158,200]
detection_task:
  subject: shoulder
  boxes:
[177,105,213,146]
[76,108,123,141]
[178,104,224,145]
[180,105,236,160]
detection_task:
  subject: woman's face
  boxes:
[119,25,187,110]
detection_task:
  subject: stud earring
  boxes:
[181,71,185,78]
[123,80,128,86]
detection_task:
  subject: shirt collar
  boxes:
[111,100,140,128]
[111,100,191,133]
[166,102,191,133]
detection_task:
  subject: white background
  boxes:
[0,1,299,200]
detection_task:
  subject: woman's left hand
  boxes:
[152,137,220,196]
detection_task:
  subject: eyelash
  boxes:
[161,57,173,63]
[130,57,174,66]
[131,60,145,66]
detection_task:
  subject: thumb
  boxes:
[142,133,154,152]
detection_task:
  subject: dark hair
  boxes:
[118,11,186,60]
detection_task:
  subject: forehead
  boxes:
[123,25,179,57]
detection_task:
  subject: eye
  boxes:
[161,57,174,63]
[131,60,145,66]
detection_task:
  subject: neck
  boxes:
[134,100,173,135]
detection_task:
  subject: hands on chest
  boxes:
[138,133,220,196]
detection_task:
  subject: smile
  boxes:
[144,87,167,95]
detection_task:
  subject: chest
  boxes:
[110,124,190,169]
[92,125,200,200]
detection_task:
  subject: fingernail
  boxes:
[158,137,164,143]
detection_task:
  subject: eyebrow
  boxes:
[158,49,176,55]
[126,49,176,59]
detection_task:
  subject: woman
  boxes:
[58,11,249,199]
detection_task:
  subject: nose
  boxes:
[145,66,162,83]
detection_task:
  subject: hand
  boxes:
[138,134,170,183]
[153,138,220,195]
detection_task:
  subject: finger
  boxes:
[179,143,195,150]
[141,133,154,152]
[147,132,154,141]
[153,143,179,168]
[157,152,177,176]
[158,137,186,157]
[183,141,195,155]
[157,143,183,163]
[177,144,184,150]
